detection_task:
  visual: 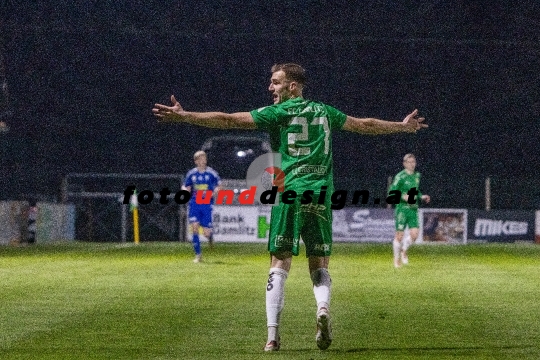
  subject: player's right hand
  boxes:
[153,95,184,122]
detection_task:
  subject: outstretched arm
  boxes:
[153,95,257,129]
[342,109,427,135]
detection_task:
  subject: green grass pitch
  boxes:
[1,241,539,359]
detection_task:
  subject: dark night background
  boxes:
[1,1,539,209]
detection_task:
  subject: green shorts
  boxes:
[268,200,333,257]
[395,206,419,231]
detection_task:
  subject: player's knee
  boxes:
[310,268,332,287]
[271,251,293,261]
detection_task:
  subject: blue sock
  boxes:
[192,234,201,255]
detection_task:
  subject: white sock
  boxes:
[311,268,332,312]
[266,267,288,340]
[267,326,278,343]
[402,235,411,253]
[393,239,402,260]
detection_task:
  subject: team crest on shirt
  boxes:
[191,175,196,182]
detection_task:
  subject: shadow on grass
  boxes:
[274,344,538,354]
[344,344,538,353]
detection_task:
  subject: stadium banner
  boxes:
[0,201,28,245]
[211,205,264,243]
[536,211,540,244]
[36,203,76,243]
[203,206,540,245]
[467,210,535,242]
[418,208,468,244]
[209,206,396,243]
[333,208,395,243]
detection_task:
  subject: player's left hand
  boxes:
[403,109,427,132]
[422,194,431,204]
[153,95,184,122]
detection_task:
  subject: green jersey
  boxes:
[250,97,347,195]
[389,169,423,209]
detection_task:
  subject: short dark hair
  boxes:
[271,63,306,85]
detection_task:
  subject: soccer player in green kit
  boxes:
[153,63,427,351]
[389,153,430,268]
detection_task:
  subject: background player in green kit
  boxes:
[389,153,430,268]
[152,63,427,351]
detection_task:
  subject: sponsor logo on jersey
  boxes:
[299,203,327,220]
[273,235,299,248]
[291,165,327,175]
[313,244,331,252]
[194,184,209,190]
